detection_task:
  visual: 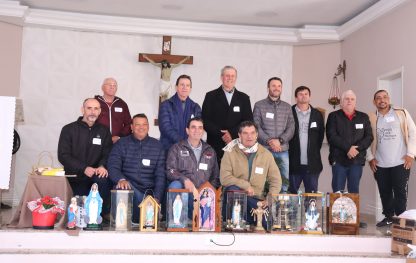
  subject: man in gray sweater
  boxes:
[253,77,295,192]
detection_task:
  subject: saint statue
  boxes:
[85,183,103,225]
[232,199,241,228]
[145,201,155,227]
[339,204,347,223]
[67,197,78,229]
[142,54,190,103]
[116,198,127,229]
[172,194,183,225]
[250,201,269,232]
[76,196,87,228]
[305,199,320,230]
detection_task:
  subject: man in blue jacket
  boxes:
[158,75,201,152]
[108,113,166,224]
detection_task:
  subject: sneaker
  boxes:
[376,217,393,227]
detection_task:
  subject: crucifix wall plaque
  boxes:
[139,36,193,126]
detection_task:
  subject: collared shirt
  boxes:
[375,108,406,167]
[222,86,235,105]
[188,139,203,163]
[295,105,311,165]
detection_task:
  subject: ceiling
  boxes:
[18,0,379,28]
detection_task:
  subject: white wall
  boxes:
[14,26,293,203]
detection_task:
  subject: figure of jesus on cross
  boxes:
[139,36,193,104]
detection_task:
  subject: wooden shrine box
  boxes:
[166,189,191,232]
[268,194,301,234]
[192,182,221,232]
[139,195,160,232]
[328,193,359,235]
[391,217,416,255]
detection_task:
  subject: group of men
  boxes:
[57,66,415,228]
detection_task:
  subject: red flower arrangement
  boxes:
[27,195,65,215]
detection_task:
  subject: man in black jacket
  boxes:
[58,98,113,216]
[289,86,325,193]
[202,66,253,163]
[326,90,373,193]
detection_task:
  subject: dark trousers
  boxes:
[331,163,363,193]
[68,176,112,214]
[289,165,319,194]
[374,164,410,217]
[222,185,267,228]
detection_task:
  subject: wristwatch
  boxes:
[278,138,284,144]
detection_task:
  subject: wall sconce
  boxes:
[328,60,346,109]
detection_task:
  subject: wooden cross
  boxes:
[138,36,193,64]
[138,36,193,126]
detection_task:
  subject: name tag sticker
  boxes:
[266,112,274,119]
[191,114,194,118]
[355,123,363,129]
[180,150,190,157]
[114,107,123,112]
[142,159,150,166]
[199,163,208,170]
[385,116,395,123]
[255,167,264,174]
[310,122,317,128]
[233,106,240,112]
[92,138,101,145]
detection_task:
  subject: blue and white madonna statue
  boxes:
[84,183,103,228]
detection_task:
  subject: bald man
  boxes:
[95,77,132,143]
[58,98,113,218]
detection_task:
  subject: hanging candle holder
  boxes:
[328,75,341,109]
[328,60,346,109]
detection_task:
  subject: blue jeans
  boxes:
[168,180,194,219]
[131,186,145,224]
[331,163,363,193]
[272,151,289,193]
[289,165,319,194]
[222,185,267,228]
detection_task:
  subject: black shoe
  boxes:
[376,217,393,227]
[359,221,367,228]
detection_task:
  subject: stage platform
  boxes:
[0,208,408,262]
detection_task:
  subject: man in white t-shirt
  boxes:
[367,90,416,227]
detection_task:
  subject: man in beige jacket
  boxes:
[367,90,416,227]
[220,120,282,225]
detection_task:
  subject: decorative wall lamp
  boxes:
[328,60,346,108]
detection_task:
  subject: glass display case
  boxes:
[300,193,326,234]
[166,189,190,232]
[224,190,250,231]
[268,194,301,233]
[110,190,133,231]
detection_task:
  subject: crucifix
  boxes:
[139,36,193,125]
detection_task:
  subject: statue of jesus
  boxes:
[143,54,190,103]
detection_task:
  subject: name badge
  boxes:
[255,167,264,175]
[180,150,190,157]
[114,107,123,112]
[310,122,317,128]
[199,163,208,170]
[142,159,150,166]
[92,138,101,145]
[385,116,395,123]
[266,112,274,119]
[191,114,194,118]
[233,106,240,112]
[355,123,363,129]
